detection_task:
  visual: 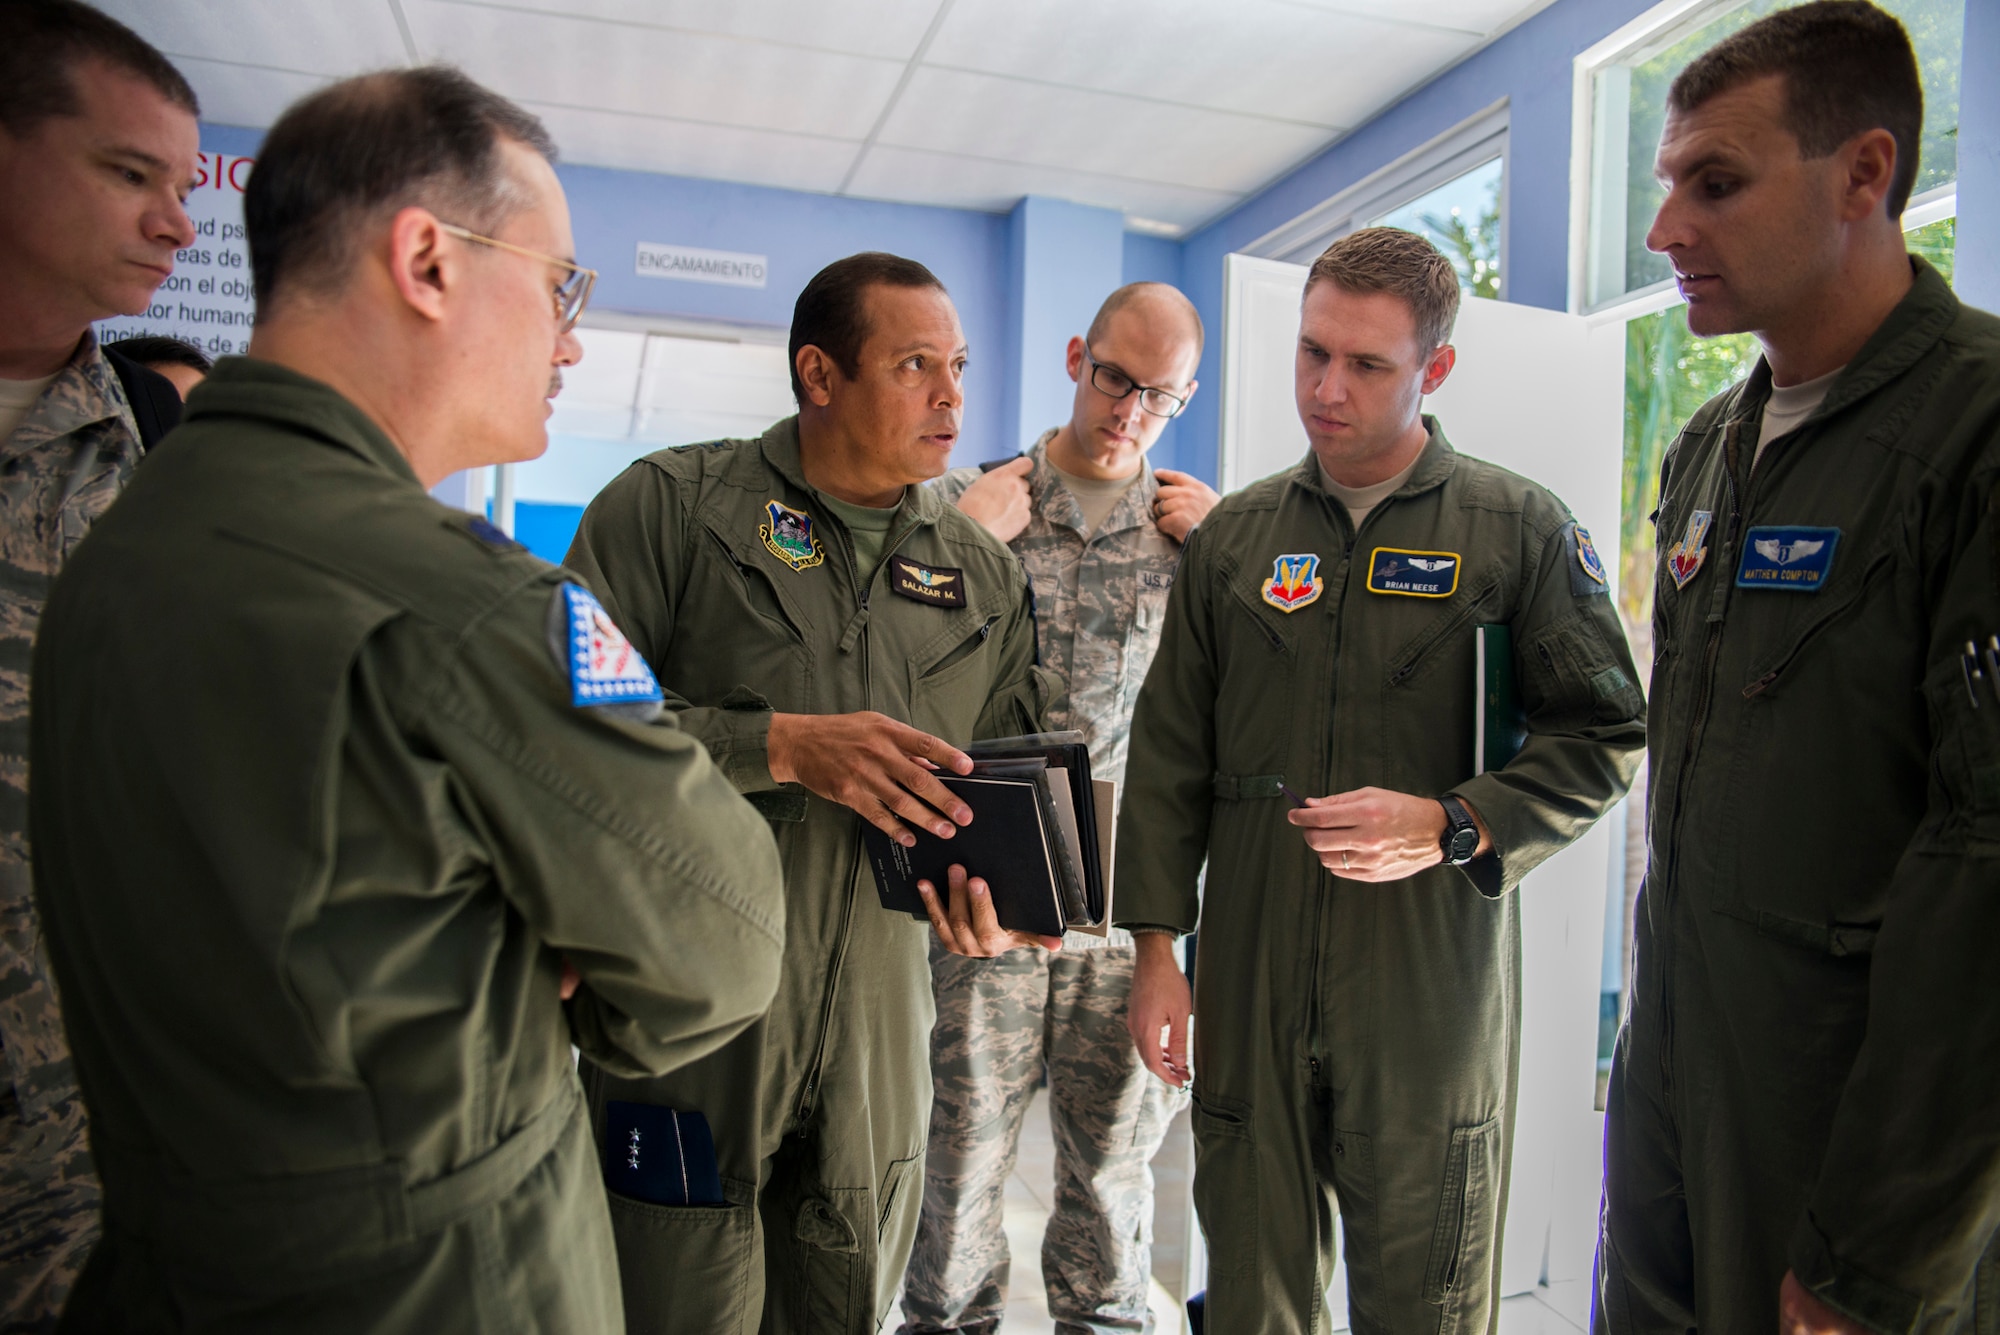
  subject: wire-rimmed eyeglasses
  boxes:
[439,222,597,332]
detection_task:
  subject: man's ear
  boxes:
[795,344,838,408]
[1420,344,1456,396]
[1065,335,1087,384]
[385,207,451,324]
[1179,377,1200,406]
[1839,127,1901,223]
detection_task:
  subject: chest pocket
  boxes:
[665,521,813,706]
[906,604,1004,743]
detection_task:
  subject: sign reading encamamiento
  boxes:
[635,242,768,289]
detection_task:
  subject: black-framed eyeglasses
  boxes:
[439,222,597,332]
[1085,352,1187,418]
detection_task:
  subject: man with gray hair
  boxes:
[29,66,786,1331]
[1118,227,1643,1331]
[0,2,200,1324]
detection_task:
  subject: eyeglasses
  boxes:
[1084,352,1187,418]
[439,223,597,332]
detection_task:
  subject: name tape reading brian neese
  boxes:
[635,242,769,289]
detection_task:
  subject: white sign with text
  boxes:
[634,241,767,288]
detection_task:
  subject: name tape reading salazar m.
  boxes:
[635,242,768,289]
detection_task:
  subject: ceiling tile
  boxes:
[406,1,902,140]
[843,144,1239,230]
[1280,0,1553,38]
[443,0,948,61]
[927,0,1477,128]
[95,0,411,76]
[873,67,1332,196]
[158,55,335,130]
[535,106,858,193]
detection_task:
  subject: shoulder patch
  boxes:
[449,513,526,554]
[552,582,664,709]
[1564,522,1609,596]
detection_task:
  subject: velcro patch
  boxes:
[889,558,966,607]
[449,514,526,553]
[1367,547,1460,598]
[1736,526,1840,591]
[557,582,663,707]
[1565,522,1609,596]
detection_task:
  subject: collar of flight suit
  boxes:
[1721,256,1960,441]
[1288,412,1457,510]
[181,357,425,490]
[0,328,133,460]
[755,412,952,533]
[1022,428,1162,539]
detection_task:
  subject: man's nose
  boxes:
[1646,186,1691,256]
[156,196,196,250]
[555,327,583,368]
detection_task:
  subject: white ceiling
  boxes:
[102,0,1552,234]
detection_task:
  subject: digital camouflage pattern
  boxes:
[908,432,1188,1333]
[0,332,137,1330]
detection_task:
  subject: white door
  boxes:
[1202,253,1627,1320]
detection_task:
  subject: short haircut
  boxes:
[0,0,199,135]
[1306,227,1462,354]
[1084,282,1205,370]
[1670,1,1923,218]
[103,335,212,373]
[788,252,947,403]
[244,66,557,310]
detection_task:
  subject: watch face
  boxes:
[1448,827,1479,862]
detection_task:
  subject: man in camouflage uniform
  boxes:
[902,283,1219,1333]
[0,6,199,1327]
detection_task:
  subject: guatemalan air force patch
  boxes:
[547,582,665,722]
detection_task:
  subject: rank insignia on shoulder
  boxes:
[1564,522,1609,596]
[890,558,967,607]
[1367,547,1459,598]
[1261,553,1322,612]
[1736,525,1840,591]
[760,499,825,572]
[450,514,525,553]
[557,582,663,708]
[1666,510,1712,590]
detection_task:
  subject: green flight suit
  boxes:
[1599,261,2000,1333]
[562,418,1053,1335]
[27,359,787,1333]
[1115,421,1644,1334]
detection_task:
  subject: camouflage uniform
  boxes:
[0,333,137,1331]
[902,432,1190,1333]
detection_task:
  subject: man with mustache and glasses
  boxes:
[1598,5,2000,1332]
[564,252,1059,1334]
[29,67,786,1331]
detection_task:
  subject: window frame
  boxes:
[1243,99,1511,283]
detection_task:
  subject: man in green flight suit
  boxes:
[29,68,787,1332]
[1598,6,2000,1332]
[1117,228,1646,1333]
[564,252,1060,1335]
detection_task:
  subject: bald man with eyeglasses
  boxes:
[901,282,1218,1334]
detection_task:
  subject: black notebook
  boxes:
[863,731,1106,938]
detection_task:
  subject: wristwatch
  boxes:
[1438,795,1480,866]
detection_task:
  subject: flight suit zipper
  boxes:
[1306,495,1364,1087]
[1654,419,1747,1105]
[795,510,925,1130]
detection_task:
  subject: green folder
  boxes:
[1475,624,1526,774]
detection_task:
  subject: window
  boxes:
[1245,101,1508,296]
[1370,156,1504,299]
[1578,0,1962,311]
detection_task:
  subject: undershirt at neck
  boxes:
[818,489,904,581]
[1050,460,1140,536]
[0,372,59,444]
[1319,454,1420,529]
[1754,365,1843,469]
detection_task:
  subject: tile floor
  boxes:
[886,1087,1592,1334]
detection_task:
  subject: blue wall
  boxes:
[1959,0,2000,310]
[1001,197,1126,457]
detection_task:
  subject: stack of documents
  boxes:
[864,731,1115,938]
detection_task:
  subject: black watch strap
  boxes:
[1438,795,1480,866]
